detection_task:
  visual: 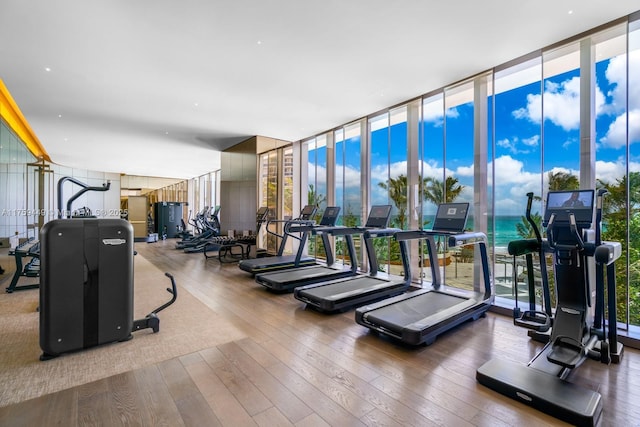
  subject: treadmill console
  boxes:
[431,202,469,233]
[256,206,269,220]
[299,205,317,220]
[319,206,341,226]
[364,205,392,228]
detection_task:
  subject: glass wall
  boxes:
[259,150,279,253]
[288,11,640,340]
[443,81,476,290]
[593,24,633,328]
[492,58,544,303]
[628,18,640,330]
[369,106,408,273]
[0,119,37,245]
[334,122,363,266]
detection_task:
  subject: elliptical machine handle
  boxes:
[525,192,543,244]
[595,188,608,246]
[568,214,585,250]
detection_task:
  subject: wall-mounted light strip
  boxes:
[0,78,51,161]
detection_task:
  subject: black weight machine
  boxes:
[39,176,178,360]
[5,177,111,293]
[476,189,623,427]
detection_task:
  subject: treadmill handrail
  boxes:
[447,231,487,247]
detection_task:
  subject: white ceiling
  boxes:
[1,1,638,179]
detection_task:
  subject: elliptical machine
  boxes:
[477,189,623,427]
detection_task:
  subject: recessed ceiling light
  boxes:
[58,114,62,118]
[194,102,199,107]
[45,67,51,72]
[257,40,263,45]
[568,10,574,15]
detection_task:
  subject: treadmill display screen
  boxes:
[544,190,594,226]
[319,206,341,226]
[299,205,316,219]
[256,207,269,219]
[431,203,469,232]
[365,205,392,228]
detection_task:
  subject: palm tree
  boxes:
[378,175,408,229]
[307,184,326,208]
[422,175,464,204]
[515,212,543,239]
[548,171,579,191]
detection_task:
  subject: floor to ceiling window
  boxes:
[443,81,476,290]
[334,122,363,266]
[628,18,640,332]
[288,11,640,341]
[542,43,582,193]
[492,57,544,305]
[259,150,279,253]
[305,134,328,258]
[369,106,408,273]
[594,24,631,329]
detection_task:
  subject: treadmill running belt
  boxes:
[298,276,396,301]
[363,291,475,334]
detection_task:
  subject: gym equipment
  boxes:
[176,206,221,251]
[294,205,412,312]
[39,178,178,360]
[254,206,344,292]
[203,207,270,262]
[238,205,318,275]
[6,176,111,293]
[476,189,623,427]
[57,176,110,219]
[355,202,493,345]
[154,201,185,239]
[6,238,40,293]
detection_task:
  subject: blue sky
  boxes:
[314,49,640,218]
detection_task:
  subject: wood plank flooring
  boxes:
[1,240,639,427]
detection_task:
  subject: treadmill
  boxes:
[355,202,493,346]
[254,206,347,292]
[238,205,318,275]
[294,205,412,312]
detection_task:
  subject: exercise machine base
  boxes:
[476,358,602,427]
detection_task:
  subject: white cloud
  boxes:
[491,155,538,185]
[522,135,540,147]
[596,159,627,184]
[335,163,361,189]
[422,100,459,124]
[307,162,327,187]
[513,76,605,131]
[456,164,474,177]
[599,108,640,149]
[604,50,640,112]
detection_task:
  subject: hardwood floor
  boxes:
[1,240,639,426]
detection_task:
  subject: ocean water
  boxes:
[491,216,524,248]
[449,215,524,248]
[339,215,527,248]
